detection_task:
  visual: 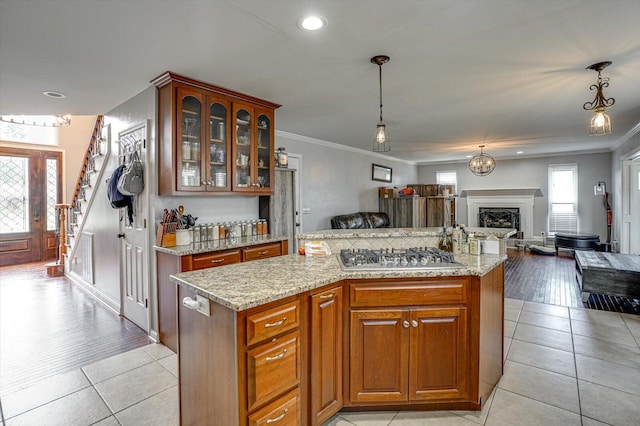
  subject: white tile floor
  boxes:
[1,299,639,426]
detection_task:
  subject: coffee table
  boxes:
[575,251,640,302]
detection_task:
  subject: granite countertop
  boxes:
[170,252,506,312]
[154,235,288,256]
[298,227,516,240]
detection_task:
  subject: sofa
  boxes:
[330,212,390,229]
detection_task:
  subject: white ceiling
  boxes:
[1,0,640,164]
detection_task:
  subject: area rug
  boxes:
[584,293,640,315]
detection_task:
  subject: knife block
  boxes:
[156,221,177,247]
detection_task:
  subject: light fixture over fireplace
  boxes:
[469,145,495,176]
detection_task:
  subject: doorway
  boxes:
[0,147,62,266]
[621,152,640,255]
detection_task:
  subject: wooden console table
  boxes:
[575,251,640,301]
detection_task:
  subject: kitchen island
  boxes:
[170,251,505,425]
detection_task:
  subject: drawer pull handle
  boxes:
[265,349,287,361]
[403,320,410,328]
[258,250,269,255]
[319,292,335,299]
[411,320,418,328]
[266,408,289,423]
[264,317,287,328]
[211,259,224,263]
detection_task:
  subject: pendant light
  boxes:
[469,145,496,176]
[583,61,615,136]
[371,55,390,152]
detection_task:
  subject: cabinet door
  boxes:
[409,307,468,401]
[206,95,231,191]
[232,102,255,192]
[177,88,205,191]
[310,286,343,425]
[254,109,274,194]
[350,309,408,402]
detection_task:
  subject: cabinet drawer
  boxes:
[247,331,300,412]
[246,300,299,346]
[350,279,467,307]
[191,249,241,271]
[248,388,299,426]
[243,243,282,261]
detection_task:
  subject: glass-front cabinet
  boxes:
[154,72,279,196]
[208,98,231,191]
[177,89,203,191]
[232,103,274,193]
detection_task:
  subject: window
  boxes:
[436,170,457,193]
[548,164,578,235]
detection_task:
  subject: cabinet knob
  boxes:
[319,292,335,300]
[411,320,419,328]
[403,320,410,328]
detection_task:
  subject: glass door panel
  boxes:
[209,102,229,190]
[235,108,252,188]
[179,94,202,189]
[257,114,271,189]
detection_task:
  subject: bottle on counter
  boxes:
[438,226,452,252]
[452,225,462,255]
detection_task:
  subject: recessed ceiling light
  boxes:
[298,15,326,31]
[516,151,524,154]
[43,90,67,99]
[466,155,473,158]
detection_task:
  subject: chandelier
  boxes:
[469,145,495,176]
[583,61,615,136]
[0,115,71,127]
[371,55,390,152]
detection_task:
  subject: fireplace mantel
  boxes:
[460,188,543,197]
[463,188,542,238]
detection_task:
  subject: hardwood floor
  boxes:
[0,261,150,396]
[504,248,582,307]
[0,250,585,399]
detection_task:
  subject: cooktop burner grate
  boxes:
[338,247,464,271]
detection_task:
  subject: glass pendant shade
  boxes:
[589,107,611,136]
[371,55,390,152]
[583,61,615,136]
[373,122,390,152]
[469,145,496,176]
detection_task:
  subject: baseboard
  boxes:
[148,329,159,344]
[65,270,121,315]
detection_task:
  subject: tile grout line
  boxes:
[568,308,584,426]
[79,367,120,426]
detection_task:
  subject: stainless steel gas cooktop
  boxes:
[338,247,464,271]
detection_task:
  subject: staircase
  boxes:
[62,115,110,272]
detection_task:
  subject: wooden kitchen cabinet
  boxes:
[426,196,456,227]
[309,285,343,425]
[348,279,469,404]
[232,103,274,193]
[153,72,279,196]
[177,288,304,426]
[156,239,287,353]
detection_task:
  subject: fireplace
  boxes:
[479,207,520,230]
[461,188,542,238]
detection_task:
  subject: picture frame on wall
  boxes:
[372,163,392,183]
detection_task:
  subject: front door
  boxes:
[0,147,62,266]
[119,123,149,332]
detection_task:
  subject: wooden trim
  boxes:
[151,71,281,110]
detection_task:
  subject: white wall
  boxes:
[275,131,418,231]
[418,152,612,241]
